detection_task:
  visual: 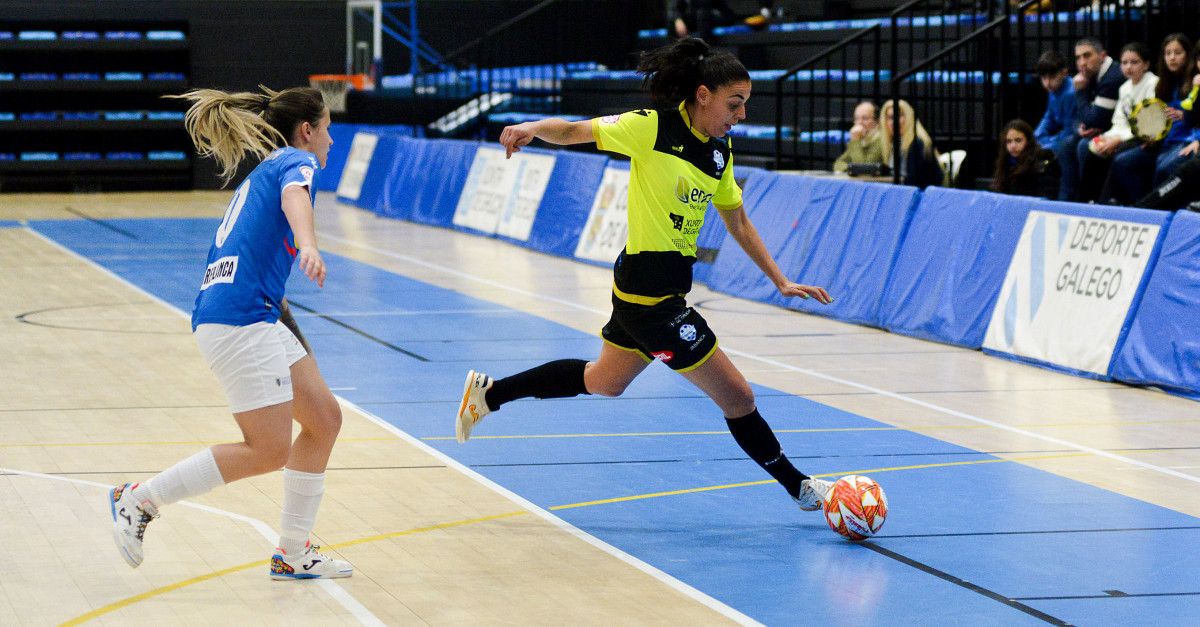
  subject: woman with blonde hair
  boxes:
[108,85,352,580]
[879,98,945,188]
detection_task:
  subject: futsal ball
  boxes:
[823,475,888,541]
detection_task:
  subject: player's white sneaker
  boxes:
[794,478,832,512]
[456,369,493,443]
[270,542,353,580]
[109,483,158,568]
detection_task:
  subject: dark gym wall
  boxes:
[0,0,345,90]
[0,0,344,188]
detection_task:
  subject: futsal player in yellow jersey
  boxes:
[457,37,835,513]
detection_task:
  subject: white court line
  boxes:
[336,398,761,626]
[24,227,384,627]
[0,467,384,627]
[321,231,1200,486]
[32,226,759,624]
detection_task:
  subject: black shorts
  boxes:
[601,294,719,372]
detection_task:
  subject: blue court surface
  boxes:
[31,217,1200,626]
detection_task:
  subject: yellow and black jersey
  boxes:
[591,102,743,304]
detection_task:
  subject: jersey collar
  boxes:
[678,101,711,142]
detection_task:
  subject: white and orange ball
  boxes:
[823,475,888,541]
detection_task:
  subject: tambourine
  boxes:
[1129,98,1173,142]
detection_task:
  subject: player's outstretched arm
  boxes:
[718,205,832,304]
[281,185,326,288]
[499,119,594,158]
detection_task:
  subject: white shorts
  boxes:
[194,320,308,413]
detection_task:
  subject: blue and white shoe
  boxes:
[270,541,353,580]
[109,483,158,567]
[794,478,832,512]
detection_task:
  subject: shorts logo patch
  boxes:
[679,324,697,342]
[651,350,674,362]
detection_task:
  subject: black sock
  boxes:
[725,409,808,498]
[484,359,590,411]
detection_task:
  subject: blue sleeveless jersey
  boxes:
[191,147,319,331]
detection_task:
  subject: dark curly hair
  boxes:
[636,37,750,108]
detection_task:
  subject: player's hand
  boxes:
[778,281,832,305]
[297,246,326,288]
[499,123,537,158]
[1180,141,1199,157]
[1166,107,1184,122]
[1072,74,1088,90]
[1098,136,1120,156]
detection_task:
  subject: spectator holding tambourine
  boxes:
[1104,34,1199,205]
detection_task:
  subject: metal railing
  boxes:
[888,14,1008,185]
[412,0,571,135]
[775,0,1200,182]
[773,25,882,169]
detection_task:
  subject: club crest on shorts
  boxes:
[679,323,697,342]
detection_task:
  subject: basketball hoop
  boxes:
[308,74,373,114]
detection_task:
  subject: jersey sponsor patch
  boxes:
[298,165,314,187]
[600,114,621,124]
[200,255,239,290]
[712,149,725,171]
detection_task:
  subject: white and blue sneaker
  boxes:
[270,541,353,580]
[109,483,158,567]
[794,478,832,512]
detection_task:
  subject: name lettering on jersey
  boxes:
[200,255,239,290]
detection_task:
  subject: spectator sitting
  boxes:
[991,120,1060,198]
[1136,150,1200,210]
[1079,42,1158,202]
[833,101,883,173]
[1058,36,1124,200]
[879,99,945,189]
[1034,50,1077,156]
[1104,33,1198,205]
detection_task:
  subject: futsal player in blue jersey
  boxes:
[108,85,352,579]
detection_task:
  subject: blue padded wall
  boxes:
[1110,210,1200,398]
[881,188,1040,347]
[706,173,919,325]
[321,123,413,192]
[513,149,609,258]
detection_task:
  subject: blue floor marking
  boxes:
[30,217,1200,626]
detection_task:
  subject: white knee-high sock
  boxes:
[279,468,325,556]
[132,448,225,509]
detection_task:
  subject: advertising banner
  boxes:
[983,210,1160,375]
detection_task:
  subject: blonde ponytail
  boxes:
[167,85,325,185]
